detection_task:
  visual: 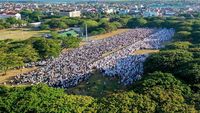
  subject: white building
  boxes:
[119,9,130,15]
[60,10,81,17]
[105,9,114,14]
[30,22,41,28]
[143,11,160,17]
[0,13,21,19]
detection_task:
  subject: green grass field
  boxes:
[66,71,127,97]
[0,28,50,40]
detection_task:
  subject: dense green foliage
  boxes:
[31,37,61,59]
[144,50,193,73]
[0,84,94,113]
[20,10,43,23]
[0,17,26,29]
[40,16,129,36]
[1,71,199,113]
[0,35,81,73]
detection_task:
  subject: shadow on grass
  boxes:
[65,70,127,98]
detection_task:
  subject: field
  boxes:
[66,71,126,97]
[0,28,50,40]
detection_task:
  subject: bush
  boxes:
[60,36,82,48]
[96,91,156,113]
[164,41,192,50]
[31,37,61,59]
[174,31,191,41]
[144,50,193,73]
[176,60,200,84]
[0,84,95,113]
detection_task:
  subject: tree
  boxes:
[20,9,32,21]
[189,93,200,111]
[47,19,68,29]
[112,21,122,28]
[0,52,6,73]
[164,41,192,50]
[62,18,81,27]
[188,47,200,58]
[176,61,200,84]
[100,22,117,33]
[12,44,39,63]
[191,31,200,43]
[30,11,43,22]
[91,28,106,35]
[96,91,156,113]
[176,26,192,32]
[0,53,24,75]
[0,84,95,113]
[144,50,193,73]
[16,19,26,27]
[32,38,61,59]
[174,31,191,41]
[127,18,147,28]
[6,17,18,26]
[82,20,99,33]
[147,19,165,28]
[133,72,191,96]
[59,36,81,48]
[162,20,180,29]
[132,72,196,113]
[58,22,68,29]
[40,24,50,30]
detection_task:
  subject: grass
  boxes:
[0,28,50,40]
[0,67,37,84]
[66,71,126,98]
[134,49,159,55]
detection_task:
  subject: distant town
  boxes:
[0,1,200,20]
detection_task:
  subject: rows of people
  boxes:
[92,28,175,85]
[11,28,174,88]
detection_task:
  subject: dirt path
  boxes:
[0,67,37,84]
[134,49,159,55]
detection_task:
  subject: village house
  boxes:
[0,12,21,19]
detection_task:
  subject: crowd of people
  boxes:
[11,28,175,88]
[92,28,175,85]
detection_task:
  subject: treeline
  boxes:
[40,15,131,36]
[0,70,199,113]
[41,15,200,41]
[0,17,27,29]
[0,35,81,75]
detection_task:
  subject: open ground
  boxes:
[0,28,50,40]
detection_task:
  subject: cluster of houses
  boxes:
[0,1,198,38]
[0,11,21,19]
[0,1,199,20]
